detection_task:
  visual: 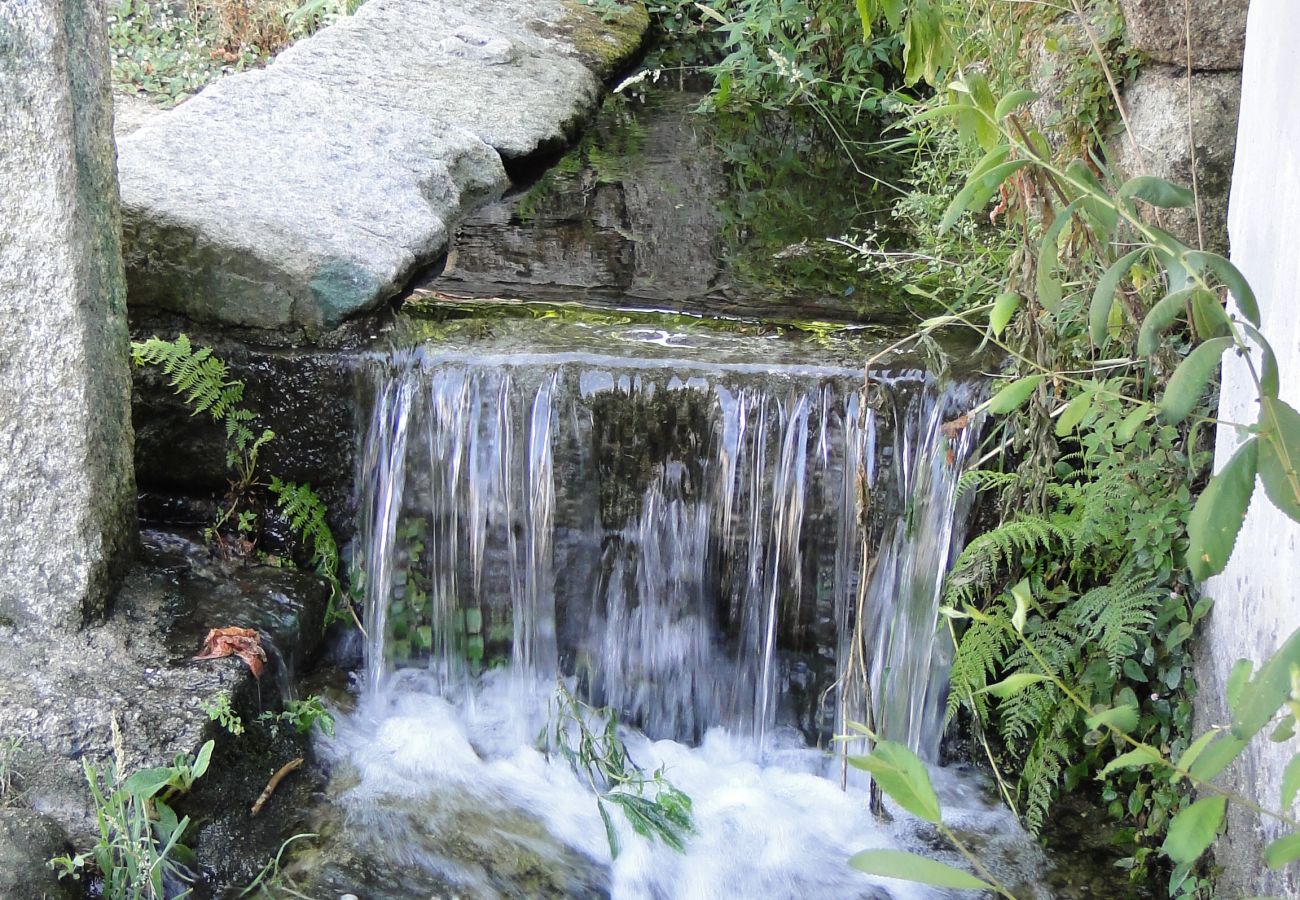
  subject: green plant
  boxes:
[257,696,335,738]
[132,335,359,630]
[205,692,246,736]
[239,832,319,899]
[539,680,694,858]
[0,736,25,807]
[50,718,214,900]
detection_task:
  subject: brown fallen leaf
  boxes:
[194,626,266,678]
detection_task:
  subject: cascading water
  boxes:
[302,325,1055,899]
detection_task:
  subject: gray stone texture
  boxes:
[1199,2,1300,896]
[116,0,648,333]
[0,810,78,900]
[0,0,137,631]
[1111,64,1241,254]
[1119,0,1248,71]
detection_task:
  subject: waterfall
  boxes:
[354,346,980,757]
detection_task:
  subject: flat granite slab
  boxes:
[116,0,647,333]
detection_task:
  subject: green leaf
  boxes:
[848,849,992,890]
[979,672,1050,699]
[1036,199,1083,313]
[940,159,1033,232]
[1226,659,1254,713]
[987,375,1043,415]
[1264,833,1300,869]
[1119,175,1195,209]
[1117,405,1154,444]
[1184,251,1260,327]
[1137,287,1199,355]
[1257,398,1300,523]
[854,0,872,38]
[1242,323,1281,399]
[994,89,1038,119]
[121,767,177,800]
[1010,578,1031,633]
[1055,390,1095,436]
[1159,337,1232,423]
[1188,732,1247,783]
[1186,438,1257,581]
[988,291,1020,337]
[1090,249,1146,346]
[1281,753,1300,810]
[1232,626,1300,741]
[1099,744,1166,778]
[597,800,621,859]
[1190,288,1232,339]
[1162,796,1226,864]
[192,740,214,780]
[1175,730,1221,783]
[846,740,942,823]
[1086,705,1139,733]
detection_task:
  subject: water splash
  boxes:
[354,349,979,756]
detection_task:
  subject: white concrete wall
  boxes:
[1198,0,1300,894]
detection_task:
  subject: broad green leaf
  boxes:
[963,72,999,148]
[968,144,1012,182]
[1162,796,1226,864]
[854,0,872,38]
[121,767,177,800]
[1120,175,1195,209]
[848,849,992,890]
[1186,438,1257,581]
[1090,248,1146,346]
[1184,251,1260,327]
[192,739,214,780]
[940,159,1032,232]
[1159,337,1232,423]
[1264,833,1300,869]
[1188,732,1248,783]
[1099,744,1166,778]
[1281,752,1300,809]
[1242,323,1280,399]
[994,89,1038,119]
[1117,405,1154,444]
[1226,659,1254,712]
[987,375,1043,414]
[847,740,942,823]
[988,291,1020,337]
[1086,705,1139,733]
[1010,578,1031,633]
[1036,199,1083,313]
[1055,390,1095,436]
[1257,398,1300,522]
[1190,289,1231,339]
[1174,729,1221,783]
[1231,626,1300,741]
[1066,160,1118,237]
[1137,287,1200,356]
[1271,715,1295,742]
[979,672,1049,699]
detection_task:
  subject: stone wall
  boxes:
[1198,1,1300,895]
[0,0,136,630]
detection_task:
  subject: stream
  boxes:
[270,90,1117,899]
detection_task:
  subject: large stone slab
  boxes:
[117,0,648,333]
[1119,0,1247,71]
[0,0,137,631]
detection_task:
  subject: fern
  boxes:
[268,478,354,629]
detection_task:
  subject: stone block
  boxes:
[1119,0,1247,71]
[0,0,136,631]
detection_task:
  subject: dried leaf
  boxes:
[195,626,266,678]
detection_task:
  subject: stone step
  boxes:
[116,0,647,334]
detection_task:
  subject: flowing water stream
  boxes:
[291,90,1074,899]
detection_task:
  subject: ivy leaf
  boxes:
[1264,833,1300,870]
[847,740,941,823]
[1257,398,1300,523]
[1159,337,1233,423]
[987,374,1043,414]
[1186,438,1257,581]
[1119,175,1195,209]
[848,849,992,890]
[1162,796,1226,864]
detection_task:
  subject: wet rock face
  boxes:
[0,810,78,900]
[0,0,136,632]
[115,0,649,333]
[1118,0,1248,71]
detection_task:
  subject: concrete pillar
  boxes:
[1197,0,1300,895]
[0,0,136,631]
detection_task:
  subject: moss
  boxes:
[558,0,650,79]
